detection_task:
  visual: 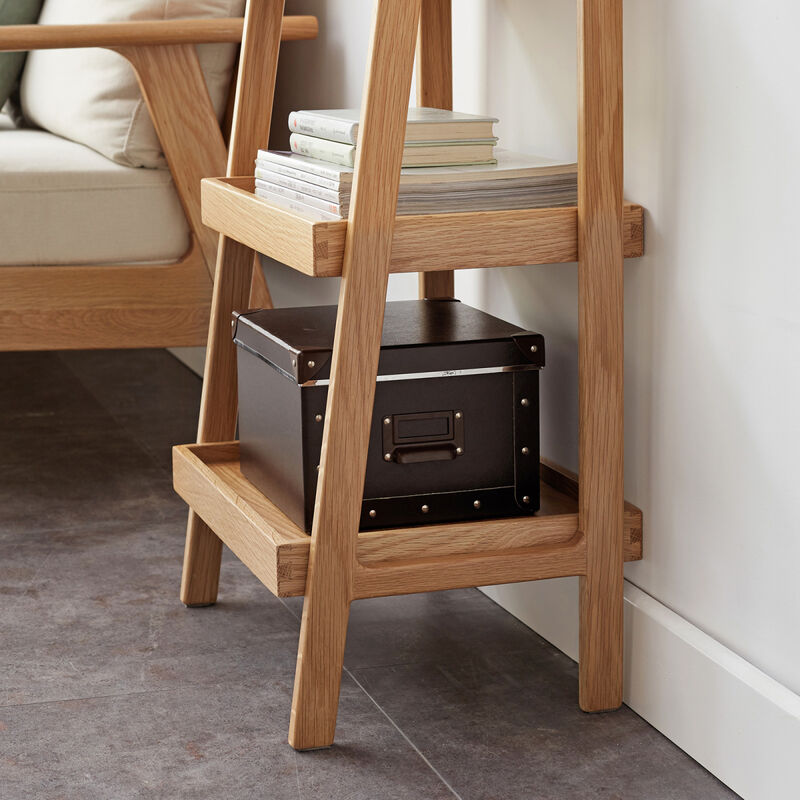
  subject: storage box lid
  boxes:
[233,299,544,385]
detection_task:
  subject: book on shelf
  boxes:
[253,185,341,222]
[289,132,498,169]
[257,149,576,189]
[288,107,498,146]
[253,149,578,219]
[254,177,344,216]
[255,166,347,204]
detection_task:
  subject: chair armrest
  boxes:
[0,16,317,52]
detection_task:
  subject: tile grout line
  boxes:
[278,597,462,797]
[0,686,179,711]
[343,667,465,800]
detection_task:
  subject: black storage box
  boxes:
[233,299,545,531]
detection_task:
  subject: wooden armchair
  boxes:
[0,15,317,351]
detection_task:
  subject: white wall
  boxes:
[273,2,800,794]
[452,0,800,696]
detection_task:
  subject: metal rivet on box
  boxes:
[521,446,529,455]
[520,398,529,407]
[315,414,323,423]
[292,359,297,368]
[307,360,315,368]
[522,495,531,504]
[455,411,462,420]
[421,504,430,513]
[384,453,392,462]
[530,344,538,353]
[456,447,463,455]
[473,500,481,510]
[368,509,377,519]
[383,417,391,425]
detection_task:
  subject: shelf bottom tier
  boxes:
[173,441,643,599]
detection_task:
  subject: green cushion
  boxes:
[0,0,45,110]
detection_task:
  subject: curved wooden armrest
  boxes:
[0,15,317,52]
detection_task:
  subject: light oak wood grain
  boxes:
[117,44,227,276]
[248,258,273,308]
[416,0,455,300]
[202,176,645,275]
[171,441,642,597]
[174,444,309,597]
[577,0,625,713]
[180,0,287,608]
[288,0,422,752]
[354,536,587,599]
[0,16,317,51]
[0,243,210,350]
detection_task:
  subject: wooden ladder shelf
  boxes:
[174,0,643,751]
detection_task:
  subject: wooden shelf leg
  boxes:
[180,239,257,606]
[180,0,286,606]
[577,0,625,711]
[417,0,454,300]
[288,0,421,750]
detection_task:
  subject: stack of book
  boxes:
[253,107,577,221]
[287,107,499,168]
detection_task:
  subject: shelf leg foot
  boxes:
[578,560,624,712]
[180,511,223,606]
[288,573,351,751]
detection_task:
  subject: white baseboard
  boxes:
[481,581,800,800]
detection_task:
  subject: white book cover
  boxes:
[256,151,353,186]
[258,149,575,188]
[289,134,355,167]
[254,178,344,216]
[289,133,496,169]
[254,167,345,204]
[288,107,499,146]
[253,186,341,221]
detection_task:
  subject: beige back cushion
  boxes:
[20,0,245,169]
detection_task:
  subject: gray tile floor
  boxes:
[0,349,739,800]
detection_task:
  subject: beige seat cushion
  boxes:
[20,0,244,168]
[0,124,189,265]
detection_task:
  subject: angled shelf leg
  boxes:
[417,0,454,300]
[287,0,423,751]
[181,0,286,606]
[577,0,625,712]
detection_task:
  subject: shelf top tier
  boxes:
[202,177,644,278]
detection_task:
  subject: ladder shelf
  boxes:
[176,0,639,750]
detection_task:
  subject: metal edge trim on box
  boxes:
[300,364,543,387]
